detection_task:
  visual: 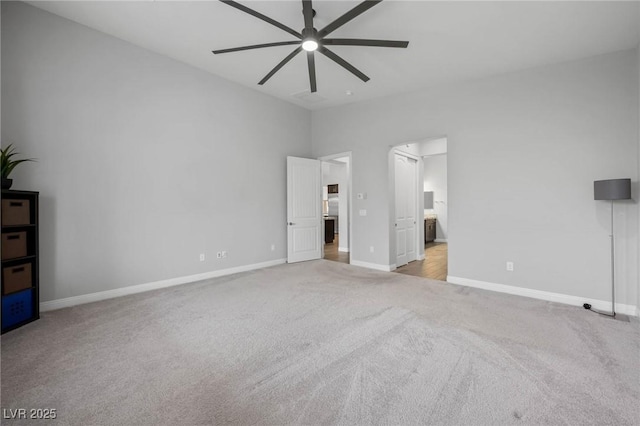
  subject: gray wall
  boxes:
[1,2,312,302]
[313,49,639,306]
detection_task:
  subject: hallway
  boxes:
[323,234,349,264]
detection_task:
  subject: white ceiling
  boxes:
[28,1,640,110]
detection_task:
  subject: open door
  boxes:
[287,156,322,263]
[395,153,417,267]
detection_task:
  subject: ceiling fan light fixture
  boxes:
[214,0,410,92]
[302,38,318,52]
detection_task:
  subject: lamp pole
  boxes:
[610,200,615,317]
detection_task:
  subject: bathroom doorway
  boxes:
[393,138,449,281]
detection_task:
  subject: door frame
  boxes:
[318,151,353,263]
[391,149,424,269]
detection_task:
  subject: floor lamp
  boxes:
[584,178,631,318]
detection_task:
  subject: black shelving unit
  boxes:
[1,189,39,333]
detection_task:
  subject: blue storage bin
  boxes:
[2,289,33,330]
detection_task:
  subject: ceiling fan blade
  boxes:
[319,46,369,82]
[213,41,301,54]
[318,0,382,38]
[220,0,301,39]
[259,47,303,85]
[302,0,314,31]
[323,38,409,48]
[307,51,317,92]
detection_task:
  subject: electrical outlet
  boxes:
[506,261,514,272]
[221,251,227,258]
[199,253,205,262]
[270,244,275,251]
[216,252,222,259]
[359,209,367,216]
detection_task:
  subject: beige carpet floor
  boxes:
[1,260,639,425]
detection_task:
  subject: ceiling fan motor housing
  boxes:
[301,27,318,40]
[302,27,319,51]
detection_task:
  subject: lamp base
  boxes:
[583,303,629,321]
[583,303,615,317]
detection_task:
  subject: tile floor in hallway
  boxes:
[395,242,448,281]
[323,234,349,264]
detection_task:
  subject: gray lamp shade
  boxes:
[424,191,434,209]
[594,179,631,200]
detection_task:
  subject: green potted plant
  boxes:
[1,144,35,190]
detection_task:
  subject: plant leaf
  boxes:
[0,144,35,178]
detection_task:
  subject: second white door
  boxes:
[395,153,417,267]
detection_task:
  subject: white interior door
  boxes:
[395,153,417,267]
[287,156,322,263]
[406,157,417,263]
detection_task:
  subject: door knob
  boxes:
[288,222,295,225]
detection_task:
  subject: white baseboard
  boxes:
[434,239,448,243]
[447,276,638,317]
[350,260,394,272]
[40,258,287,312]
[338,247,350,253]
[417,254,425,261]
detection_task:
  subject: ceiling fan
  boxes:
[212,0,409,93]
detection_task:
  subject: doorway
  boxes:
[421,152,448,279]
[391,138,449,281]
[319,153,351,264]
